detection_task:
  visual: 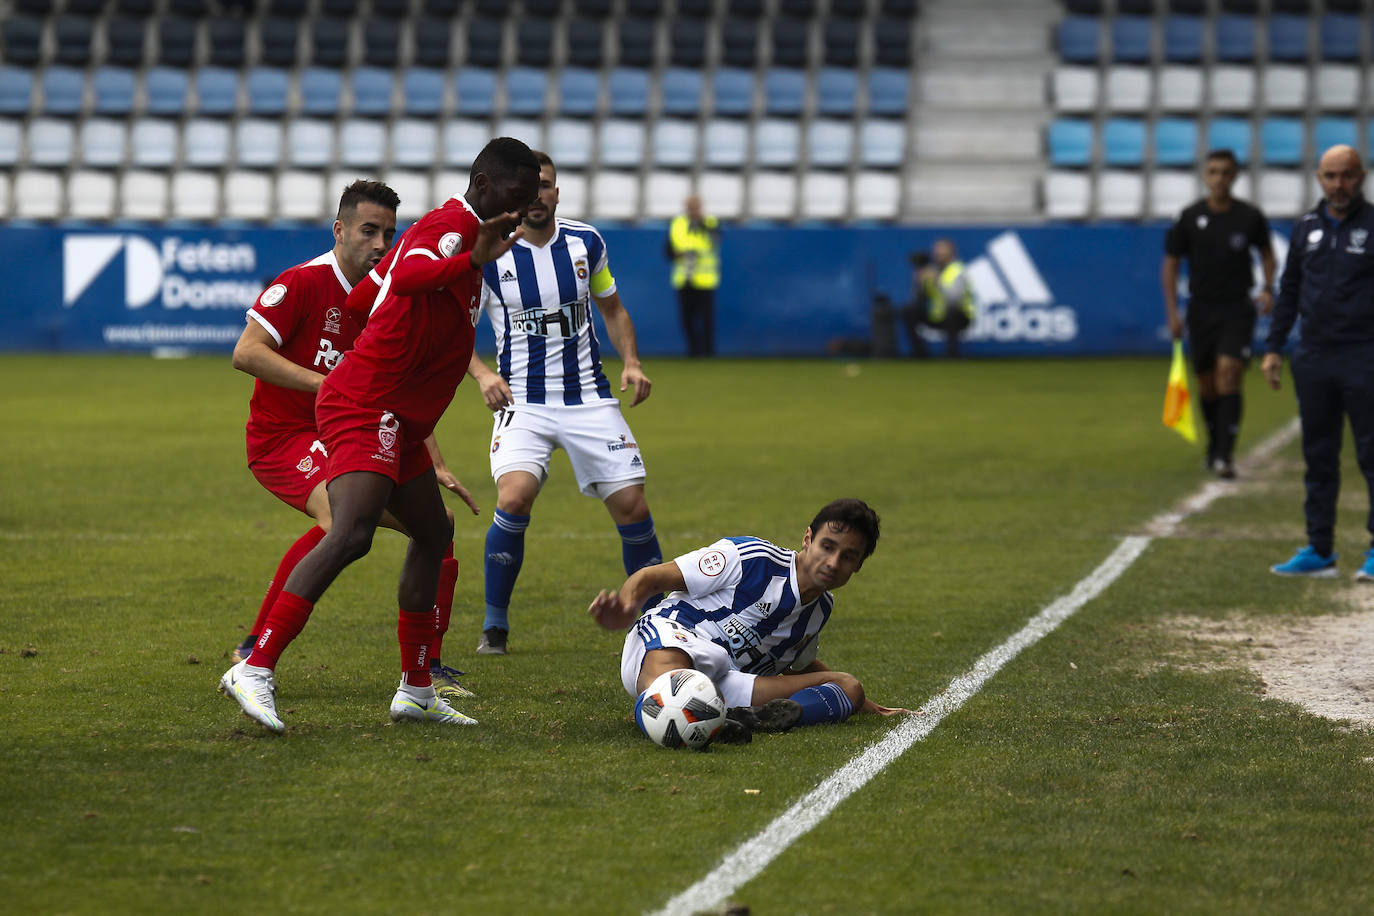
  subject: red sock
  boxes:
[246,591,314,669]
[398,608,433,687]
[431,546,459,663]
[249,526,326,639]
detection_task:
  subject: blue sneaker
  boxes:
[1270,545,1338,578]
[1356,550,1374,583]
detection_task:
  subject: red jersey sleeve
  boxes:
[386,206,483,297]
[344,247,396,325]
[247,266,309,346]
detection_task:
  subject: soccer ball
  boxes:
[634,668,727,749]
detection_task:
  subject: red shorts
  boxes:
[249,430,328,513]
[315,390,433,487]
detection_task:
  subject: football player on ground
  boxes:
[589,498,914,744]
[221,139,540,733]
[466,150,662,656]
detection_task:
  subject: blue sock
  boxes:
[618,515,663,609]
[787,683,855,726]
[483,508,528,632]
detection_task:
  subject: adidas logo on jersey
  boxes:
[629,455,643,468]
[499,270,517,283]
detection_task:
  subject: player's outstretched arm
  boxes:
[232,320,324,392]
[467,351,513,411]
[594,291,651,407]
[424,434,479,515]
[589,561,685,630]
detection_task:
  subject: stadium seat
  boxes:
[859,120,905,169]
[669,18,707,68]
[311,19,350,68]
[516,19,554,68]
[643,170,692,220]
[285,119,334,169]
[1051,67,1098,114]
[246,68,290,117]
[712,67,754,117]
[1149,170,1199,219]
[649,119,696,169]
[235,118,283,169]
[815,67,857,117]
[278,170,327,221]
[822,18,860,68]
[27,118,75,167]
[1047,119,1093,168]
[1102,118,1146,167]
[206,20,247,68]
[0,67,34,115]
[762,68,806,116]
[617,19,655,68]
[223,171,273,222]
[546,118,593,170]
[829,0,867,16]
[454,68,497,118]
[0,17,43,68]
[1156,66,1202,112]
[1162,16,1203,63]
[104,18,148,68]
[78,118,127,168]
[1214,15,1256,63]
[92,67,137,115]
[608,67,651,116]
[493,116,543,151]
[867,68,908,117]
[807,119,853,170]
[259,18,300,68]
[1313,117,1357,156]
[598,118,646,169]
[41,67,86,117]
[423,0,463,15]
[338,119,386,169]
[1111,17,1153,64]
[551,170,587,218]
[754,118,800,169]
[698,169,744,219]
[130,117,177,168]
[505,67,547,117]
[320,0,361,14]
[1209,66,1255,112]
[183,118,230,167]
[589,171,639,222]
[120,170,169,220]
[799,172,848,221]
[54,16,95,66]
[1257,169,1307,216]
[771,18,809,68]
[558,67,601,117]
[463,20,504,70]
[1056,16,1102,65]
[1104,66,1151,112]
[363,20,401,68]
[728,0,766,17]
[1154,117,1198,167]
[144,67,189,116]
[384,170,432,221]
[1096,170,1145,219]
[702,119,748,169]
[154,19,196,68]
[872,17,912,67]
[391,119,439,169]
[567,20,605,68]
[1262,65,1308,112]
[721,18,760,68]
[442,119,487,168]
[1267,15,1310,63]
[194,68,240,117]
[1313,65,1359,111]
[168,0,211,16]
[1207,118,1252,165]
[351,68,394,118]
[401,69,445,117]
[1259,118,1304,166]
[299,67,343,117]
[1318,14,1360,61]
[413,19,453,68]
[677,0,713,17]
[749,171,797,221]
[852,171,900,221]
[0,120,18,167]
[13,169,64,220]
[1042,170,1092,220]
[660,67,703,118]
[170,171,219,221]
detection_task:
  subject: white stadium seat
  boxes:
[1103,66,1151,112]
[130,118,177,169]
[286,120,335,169]
[67,169,117,220]
[278,170,327,221]
[223,170,273,221]
[384,169,432,220]
[78,118,128,169]
[1257,169,1307,218]
[852,171,900,221]
[1209,66,1255,113]
[1149,170,1199,220]
[589,170,639,221]
[1050,66,1098,114]
[1261,65,1308,112]
[235,118,284,170]
[551,170,587,220]
[598,118,646,169]
[1042,170,1091,220]
[799,172,848,220]
[1155,66,1202,113]
[1096,170,1144,219]
[748,170,797,221]
[13,168,63,219]
[170,170,220,220]
[643,170,691,220]
[120,170,169,220]
[698,170,744,219]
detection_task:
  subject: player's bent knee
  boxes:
[828,672,865,710]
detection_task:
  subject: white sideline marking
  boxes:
[651,418,1301,916]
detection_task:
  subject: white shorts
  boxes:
[488,401,647,499]
[620,614,758,708]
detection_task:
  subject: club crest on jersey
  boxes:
[1348,228,1368,254]
[377,410,399,453]
[296,456,314,473]
[259,283,287,307]
[491,435,501,454]
[574,258,588,280]
[698,549,727,577]
[439,232,463,257]
[324,307,342,334]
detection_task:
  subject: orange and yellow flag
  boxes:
[1162,339,1198,443]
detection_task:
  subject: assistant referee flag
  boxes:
[1162,340,1198,443]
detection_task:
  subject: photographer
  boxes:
[902,240,975,358]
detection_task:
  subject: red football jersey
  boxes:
[326,195,485,441]
[244,250,360,463]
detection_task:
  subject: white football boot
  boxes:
[219,661,285,734]
[389,682,478,725]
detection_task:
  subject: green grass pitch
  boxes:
[2,354,1373,914]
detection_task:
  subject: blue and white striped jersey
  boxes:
[478,218,618,406]
[652,536,834,676]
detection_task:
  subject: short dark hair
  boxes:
[531,148,555,178]
[1205,149,1239,167]
[808,498,881,559]
[471,137,540,183]
[337,179,399,221]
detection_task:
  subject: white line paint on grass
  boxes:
[652,418,1302,916]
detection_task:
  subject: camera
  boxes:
[908,251,931,268]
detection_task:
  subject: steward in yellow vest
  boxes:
[665,195,721,356]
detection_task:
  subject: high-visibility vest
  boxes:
[922,260,974,323]
[669,215,720,290]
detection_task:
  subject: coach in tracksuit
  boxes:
[1263,145,1374,580]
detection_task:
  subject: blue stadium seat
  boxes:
[598,118,645,169]
[91,67,137,115]
[1313,116,1357,156]
[105,18,148,68]
[156,19,197,67]
[1102,117,1146,166]
[1207,118,1252,164]
[311,19,350,68]
[516,19,553,67]
[1267,15,1310,63]
[1048,118,1093,167]
[413,19,452,68]
[401,69,445,117]
[771,18,809,68]
[815,67,857,117]
[702,119,748,169]
[505,67,547,117]
[285,119,333,168]
[299,67,343,116]
[28,118,76,167]
[183,117,231,167]
[727,0,765,18]
[234,118,283,169]
[650,118,696,169]
[442,119,487,168]
[721,18,759,68]
[807,119,854,170]
[868,68,908,117]
[762,68,806,116]
[0,67,33,115]
[1319,14,1360,61]
[206,19,247,68]
[669,18,707,68]
[1111,16,1153,64]
[41,67,85,117]
[0,120,21,168]
[572,0,612,16]
[194,67,239,117]
[556,67,599,117]
[872,17,912,67]
[350,67,393,117]
[245,67,289,116]
[454,67,497,118]
[754,118,800,168]
[1056,16,1101,65]
[712,67,753,117]
[1259,118,1303,166]
[259,18,299,67]
[320,0,360,17]
[79,119,128,169]
[1162,16,1203,63]
[1,17,43,68]
[859,120,905,169]
[546,117,593,169]
[363,19,400,68]
[660,67,702,118]
[54,16,95,66]
[144,67,188,115]
[822,17,859,67]
[1154,117,1198,167]
[567,20,604,68]
[1214,15,1256,63]
[617,19,655,68]
[130,117,177,168]
[338,119,386,168]
[391,118,439,168]
[608,67,650,116]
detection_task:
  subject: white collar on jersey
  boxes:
[308,249,354,294]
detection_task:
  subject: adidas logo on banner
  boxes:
[963,232,1078,343]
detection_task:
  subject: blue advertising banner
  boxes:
[0,222,1290,357]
